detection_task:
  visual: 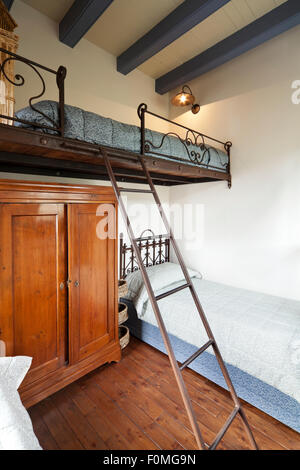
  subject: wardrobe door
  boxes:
[0,204,67,385]
[68,203,116,364]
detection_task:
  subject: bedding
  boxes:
[124,264,300,407]
[15,101,229,172]
[125,261,201,301]
[124,299,300,432]
[0,356,42,450]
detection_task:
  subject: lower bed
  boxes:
[121,263,300,432]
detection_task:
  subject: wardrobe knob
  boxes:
[74,280,80,287]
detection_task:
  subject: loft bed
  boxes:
[0,48,232,187]
[119,231,300,433]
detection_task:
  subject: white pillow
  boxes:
[125,268,146,300]
[0,356,42,450]
[125,261,201,301]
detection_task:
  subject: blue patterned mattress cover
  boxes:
[15,101,229,172]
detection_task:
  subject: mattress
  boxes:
[15,101,229,172]
[122,262,300,431]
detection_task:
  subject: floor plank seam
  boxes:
[90,380,162,450]
[28,339,300,450]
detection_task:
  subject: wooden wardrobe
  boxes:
[0,180,121,407]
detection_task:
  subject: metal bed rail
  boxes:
[138,103,232,188]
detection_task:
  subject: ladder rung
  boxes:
[155,282,190,301]
[179,339,214,371]
[209,407,240,450]
[119,188,153,194]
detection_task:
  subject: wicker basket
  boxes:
[118,302,128,325]
[118,279,128,299]
[119,325,130,349]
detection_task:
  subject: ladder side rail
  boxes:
[101,148,206,451]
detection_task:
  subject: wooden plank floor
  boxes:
[29,337,300,450]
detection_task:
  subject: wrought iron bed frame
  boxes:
[119,229,170,279]
[0,47,232,186]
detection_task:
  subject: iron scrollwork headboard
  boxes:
[0,47,66,135]
[119,230,170,279]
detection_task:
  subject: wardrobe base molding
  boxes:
[21,342,121,408]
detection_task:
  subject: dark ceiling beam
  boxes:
[117,0,231,75]
[3,0,14,10]
[156,0,300,94]
[59,0,114,48]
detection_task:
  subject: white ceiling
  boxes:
[21,0,287,79]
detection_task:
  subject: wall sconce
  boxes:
[171,85,200,114]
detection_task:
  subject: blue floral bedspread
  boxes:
[15,100,228,172]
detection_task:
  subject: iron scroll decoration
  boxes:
[138,102,232,173]
[0,47,66,135]
[139,229,156,238]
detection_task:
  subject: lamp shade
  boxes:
[171,85,195,107]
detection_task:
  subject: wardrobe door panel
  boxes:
[0,204,67,385]
[68,203,116,364]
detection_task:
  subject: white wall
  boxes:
[11,1,169,131]
[169,25,300,301]
[1,0,171,240]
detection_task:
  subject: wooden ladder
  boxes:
[102,147,258,451]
